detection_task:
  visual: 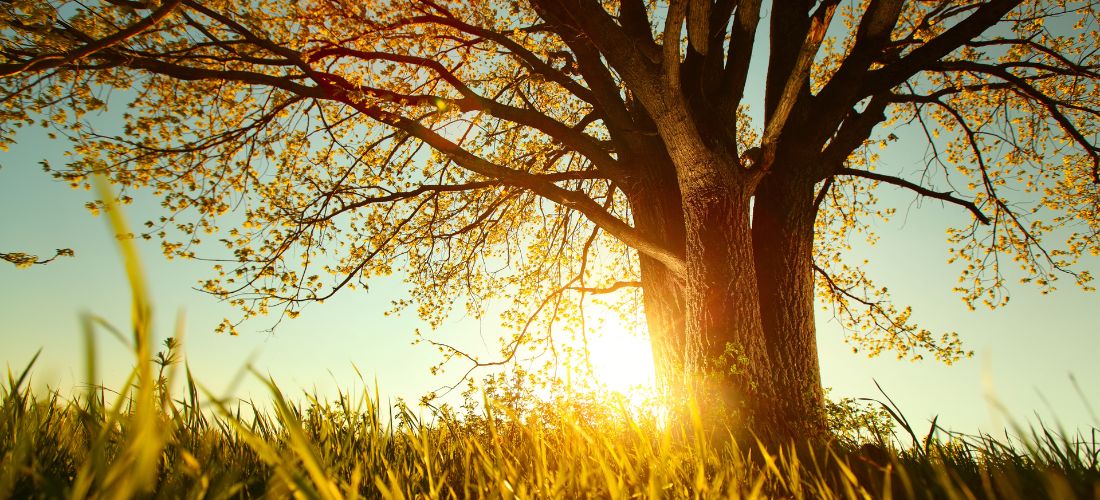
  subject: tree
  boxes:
[1,248,74,268]
[1,0,1097,441]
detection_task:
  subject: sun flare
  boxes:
[571,305,659,402]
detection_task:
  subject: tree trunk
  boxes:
[628,154,813,441]
[627,168,689,396]
[752,171,826,440]
[629,158,782,436]
[678,179,776,430]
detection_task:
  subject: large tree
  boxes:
[2,0,1097,440]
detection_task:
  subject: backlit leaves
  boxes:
[1,0,1097,378]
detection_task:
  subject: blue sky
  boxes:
[2,117,1098,436]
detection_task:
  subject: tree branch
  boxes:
[567,280,641,294]
[1,248,75,268]
[928,59,1100,181]
[387,14,600,105]
[719,0,762,114]
[758,0,839,166]
[836,167,990,224]
[868,0,1024,93]
[380,111,685,275]
[304,48,629,183]
[299,171,604,224]
[0,0,184,77]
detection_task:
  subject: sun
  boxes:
[573,305,659,400]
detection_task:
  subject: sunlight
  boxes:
[575,305,659,402]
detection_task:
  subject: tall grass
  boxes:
[3,348,1099,499]
[1,180,1098,498]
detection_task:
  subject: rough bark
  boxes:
[637,253,687,388]
[753,167,826,441]
[678,175,775,429]
[630,177,688,393]
[627,154,782,436]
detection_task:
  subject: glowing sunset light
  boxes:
[582,310,658,398]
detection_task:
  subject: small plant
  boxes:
[824,391,896,448]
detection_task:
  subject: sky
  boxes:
[1,5,1099,439]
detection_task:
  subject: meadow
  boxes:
[2,338,1099,499]
[2,184,1098,499]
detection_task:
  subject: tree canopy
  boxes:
[2,0,1097,437]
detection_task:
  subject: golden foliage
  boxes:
[1,0,1097,377]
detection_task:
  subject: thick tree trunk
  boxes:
[629,159,782,436]
[752,171,826,440]
[678,180,776,430]
[626,152,814,441]
[627,168,689,395]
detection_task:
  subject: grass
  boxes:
[1,181,1099,499]
[2,348,1099,499]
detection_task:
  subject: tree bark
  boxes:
[752,168,826,441]
[629,154,781,436]
[678,176,776,430]
[637,253,686,387]
[626,163,689,396]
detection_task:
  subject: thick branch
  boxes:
[387,14,600,105]
[618,0,653,40]
[759,0,838,166]
[812,0,903,128]
[101,53,324,97]
[818,95,889,176]
[531,0,661,110]
[719,0,762,113]
[868,0,1023,93]
[0,0,183,77]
